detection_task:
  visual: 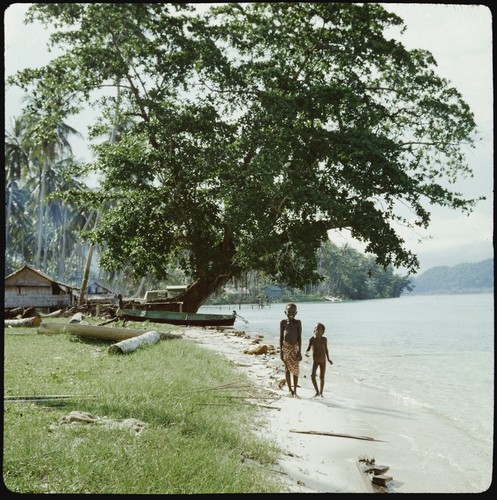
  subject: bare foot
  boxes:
[313,393,320,398]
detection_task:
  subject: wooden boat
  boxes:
[116,308,236,327]
[38,322,152,341]
[324,295,342,302]
[124,300,184,312]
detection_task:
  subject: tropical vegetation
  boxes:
[6,3,483,309]
[209,240,412,305]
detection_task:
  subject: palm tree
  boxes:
[20,101,83,270]
[3,183,35,273]
[41,156,88,279]
[4,116,30,257]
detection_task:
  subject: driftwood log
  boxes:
[109,330,182,354]
[4,307,43,320]
[109,330,163,354]
[4,307,24,319]
[5,316,42,327]
[69,312,85,323]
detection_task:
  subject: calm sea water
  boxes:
[200,293,494,492]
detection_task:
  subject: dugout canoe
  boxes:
[116,308,236,327]
[38,322,154,341]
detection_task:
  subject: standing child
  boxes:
[280,302,302,397]
[305,322,333,398]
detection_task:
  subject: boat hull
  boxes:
[38,322,151,341]
[124,301,184,312]
[117,308,236,327]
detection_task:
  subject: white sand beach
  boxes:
[179,325,449,494]
[179,322,492,493]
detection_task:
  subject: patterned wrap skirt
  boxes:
[282,341,300,377]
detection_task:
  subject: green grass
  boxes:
[3,319,287,494]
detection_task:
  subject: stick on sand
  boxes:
[289,429,384,442]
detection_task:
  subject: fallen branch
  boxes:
[289,429,384,442]
[40,309,63,318]
[4,395,89,400]
[96,317,118,326]
[183,381,253,395]
[195,402,280,410]
[5,395,94,403]
[195,403,244,407]
[218,395,279,400]
[255,404,281,410]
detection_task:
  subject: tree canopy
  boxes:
[8,3,482,311]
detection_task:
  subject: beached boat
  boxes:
[324,295,342,302]
[121,286,188,312]
[38,322,152,341]
[116,308,236,327]
[124,300,184,312]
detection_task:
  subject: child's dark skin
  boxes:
[280,303,302,397]
[305,322,333,398]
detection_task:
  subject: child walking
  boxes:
[305,322,333,398]
[280,302,302,397]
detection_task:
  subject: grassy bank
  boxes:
[3,320,287,494]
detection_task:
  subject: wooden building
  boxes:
[4,264,74,311]
[263,285,283,299]
[87,281,113,296]
[86,281,115,302]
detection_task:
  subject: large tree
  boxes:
[8,3,483,311]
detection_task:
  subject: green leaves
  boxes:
[11,3,480,296]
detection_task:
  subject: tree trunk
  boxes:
[5,179,16,262]
[42,196,50,271]
[58,205,68,281]
[133,276,147,298]
[78,243,94,306]
[108,330,162,354]
[78,209,101,306]
[35,157,48,269]
[5,316,42,327]
[176,274,231,313]
[66,214,93,273]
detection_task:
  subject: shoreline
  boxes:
[179,324,491,494]
[181,326,397,493]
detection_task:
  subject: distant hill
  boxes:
[405,258,494,295]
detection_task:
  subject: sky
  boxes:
[4,3,494,275]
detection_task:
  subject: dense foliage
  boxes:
[4,113,89,279]
[7,3,482,310]
[211,240,412,304]
[316,240,411,299]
